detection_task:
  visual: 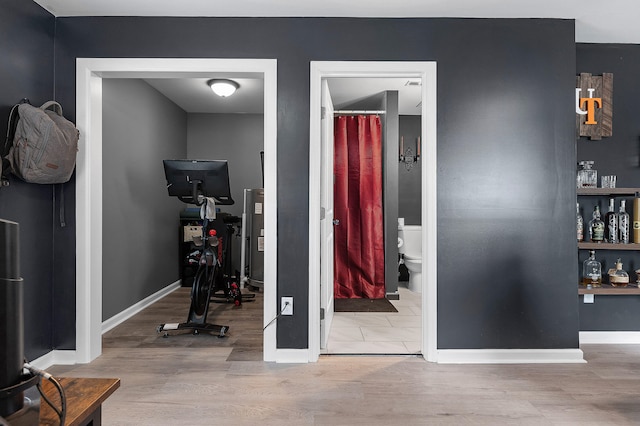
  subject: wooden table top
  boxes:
[39,377,120,426]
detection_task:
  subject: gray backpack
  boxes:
[3,101,79,185]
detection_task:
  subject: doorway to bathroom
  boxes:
[308,61,438,362]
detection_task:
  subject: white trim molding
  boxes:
[580,331,640,344]
[274,349,311,364]
[308,61,437,362]
[76,58,278,364]
[30,350,78,370]
[102,280,181,334]
[437,349,586,364]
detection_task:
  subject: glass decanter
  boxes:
[577,161,597,188]
[609,259,629,288]
[582,250,602,288]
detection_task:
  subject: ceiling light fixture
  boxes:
[207,79,239,97]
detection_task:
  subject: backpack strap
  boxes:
[3,98,31,158]
[2,99,31,185]
[54,183,67,228]
[3,104,21,159]
[40,101,63,116]
[1,103,22,182]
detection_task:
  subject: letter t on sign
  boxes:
[576,72,613,140]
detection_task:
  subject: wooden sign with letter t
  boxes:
[576,73,613,140]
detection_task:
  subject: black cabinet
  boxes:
[178,213,235,287]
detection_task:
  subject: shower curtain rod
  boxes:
[333,110,386,115]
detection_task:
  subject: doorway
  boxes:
[75,58,278,363]
[308,61,438,362]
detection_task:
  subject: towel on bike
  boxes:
[200,197,217,220]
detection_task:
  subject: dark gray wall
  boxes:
[399,115,422,225]
[576,43,640,331]
[45,17,578,351]
[187,112,264,275]
[102,79,186,321]
[0,0,56,360]
[187,113,264,218]
[435,25,577,350]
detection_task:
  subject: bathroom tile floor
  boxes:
[324,283,422,355]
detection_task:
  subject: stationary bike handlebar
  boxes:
[177,180,205,206]
[175,179,235,206]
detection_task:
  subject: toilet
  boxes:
[397,221,422,293]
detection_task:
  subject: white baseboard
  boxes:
[29,350,78,370]
[102,280,181,334]
[580,331,640,344]
[437,349,586,364]
[25,282,181,370]
[275,349,310,363]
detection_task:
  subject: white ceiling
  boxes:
[143,75,422,115]
[32,0,640,44]
[144,74,265,114]
[329,78,423,115]
[40,0,638,115]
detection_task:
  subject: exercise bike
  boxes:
[157,159,241,337]
[209,213,255,305]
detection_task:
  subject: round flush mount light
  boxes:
[207,79,239,97]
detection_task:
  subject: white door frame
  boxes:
[319,80,335,350]
[75,58,278,363]
[308,61,438,362]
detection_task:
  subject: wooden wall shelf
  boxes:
[578,242,640,250]
[577,188,640,196]
[579,284,640,295]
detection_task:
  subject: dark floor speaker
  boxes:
[0,219,25,418]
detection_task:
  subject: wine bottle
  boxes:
[576,203,584,242]
[619,199,630,244]
[634,193,640,243]
[589,205,604,243]
[605,198,618,243]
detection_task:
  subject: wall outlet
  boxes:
[281,297,293,315]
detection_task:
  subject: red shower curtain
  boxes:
[334,115,385,299]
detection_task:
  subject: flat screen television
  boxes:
[163,159,234,205]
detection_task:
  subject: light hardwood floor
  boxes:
[49,287,640,425]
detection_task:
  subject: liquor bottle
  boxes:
[634,193,640,243]
[619,199,630,244]
[576,203,584,242]
[589,205,604,243]
[582,250,602,288]
[609,258,629,288]
[605,198,618,243]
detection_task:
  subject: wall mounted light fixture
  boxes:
[399,136,421,171]
[208,79,239,97]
